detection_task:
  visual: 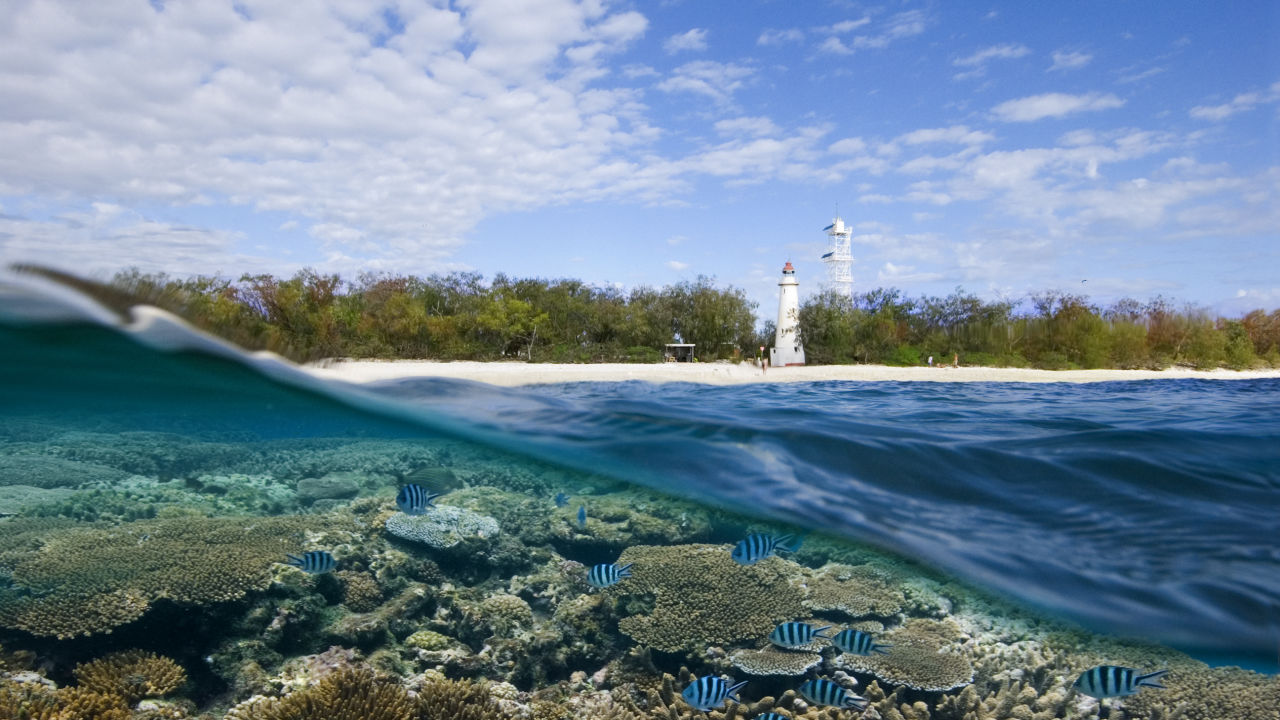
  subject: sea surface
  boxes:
[2,272,1278,677]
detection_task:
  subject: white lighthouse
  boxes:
[770,261,805,367]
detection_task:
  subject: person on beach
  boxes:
[928,356,934,367]
[953,353,959,367]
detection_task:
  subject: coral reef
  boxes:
[384,507,500,549]
[74,650,187,703]
[336,571,384,612]
[834,618,973,692]
[0,677,131,720]
[224,667,415,720]
[0,515,331,637]
[1119,665,1280,720]
[0,453,131,488]
[801,563,907,618]
[613,544,805,653]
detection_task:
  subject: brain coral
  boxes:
[0,515,320,638]
[384,507,500,549]
[612,544,805,653]
[74,650,187,703]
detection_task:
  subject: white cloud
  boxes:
[954,43,1030,67]
[666,260,689,271]
[1188,84,1280,121]
[896,125,995,146]
[991,92,1125,122]
[757,28,804,46]
[666,235,686,246]
[1048,50,1092,72]
[819,10,927,54]
[714,117,779,137]
[0,0,668,273]
[664,28,707,54]
[656,61,753,105]
[827,18,872,34]
[818,37,853,56]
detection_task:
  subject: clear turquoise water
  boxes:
[2,285,1278,674]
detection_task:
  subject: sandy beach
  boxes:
[303,359,1280,386]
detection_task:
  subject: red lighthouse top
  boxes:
[782,261,795,273]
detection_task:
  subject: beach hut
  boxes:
[664,343,695,362]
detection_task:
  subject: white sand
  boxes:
[303,359,1280,386]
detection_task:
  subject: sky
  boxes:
[1,0,1277,320]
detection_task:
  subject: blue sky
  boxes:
[1,0,1277,319]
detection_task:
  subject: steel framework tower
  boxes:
[821,216,853,298]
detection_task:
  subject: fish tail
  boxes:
[617,563,633,577]
[814,625,833,638]
[875,643,892,654]
[1137,669,1168,689]
[726,680,748,702]
[284,554,303,566]
[777,532,807,553]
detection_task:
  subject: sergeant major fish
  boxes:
[730,533,796,565]
[797,678,867,711]
[587,562,633,588]
[1073,666,1168,699]
[833,628,892,655]
[681,675,748,712]
[768,621,832,648]
[285,550,336,574]
[396,483,441,515]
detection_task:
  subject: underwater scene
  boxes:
[1,276,1278,720]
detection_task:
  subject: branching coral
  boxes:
[612,544,805,652]
[415,676,505,720]
[0,678,130,720]
[0,515,325,638]
[74,650,187,703]
[1120,664,1280,720]
[613,670,850,720]
[337,571,384,612]
[225,668,416,720]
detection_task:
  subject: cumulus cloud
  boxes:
[0,0,664,274]
[664,28,707,54]
[991,92,1125,122]
[1048,50,1092,72]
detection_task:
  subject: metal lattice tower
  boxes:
[821,216,853,298]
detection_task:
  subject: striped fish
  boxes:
[768,621,832,648]
[681,676,747,712]
[798,678,867,710]
[396,483,441,515]
[587,562,633,588]
[285,550,336,574]
[1073,666,1168,699]
[832,628,892,656]
[730,533,796,565]
[752,715,789,720]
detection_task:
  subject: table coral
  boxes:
[834,619,973,692]
[728,647,822,676]
[384,507,500,549]
[74,650,187,704]
[801,563,906,618]
[0,515,319,638]
[613,544,805,653]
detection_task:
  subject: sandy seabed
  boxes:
[303,359,1280,386]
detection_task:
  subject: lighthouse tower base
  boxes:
[770,345,806,367]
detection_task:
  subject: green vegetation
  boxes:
[20,266,1280,369]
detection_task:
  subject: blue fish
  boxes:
[753,715,789,720]
[577,505,587,528]
[768,621,832,648]
[730,533,796,565]
[798,678,866,710]
[587,562,632,588]
[554,492,570,507]
[396,483,441,515]
[833,628,892,656]
[1073,666,1167,699]
[285,550,336,574]
[681,676,747,712]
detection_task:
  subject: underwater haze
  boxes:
[1,273,1278,719]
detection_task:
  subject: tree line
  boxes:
[27,266,1280,369]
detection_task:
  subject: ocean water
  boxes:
[1,274,1278,715]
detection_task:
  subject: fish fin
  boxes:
[777,532,807,554]
[814,625,833,638]
[284,554,303,565]
[617,563,633,575]
[726,679,748,701]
